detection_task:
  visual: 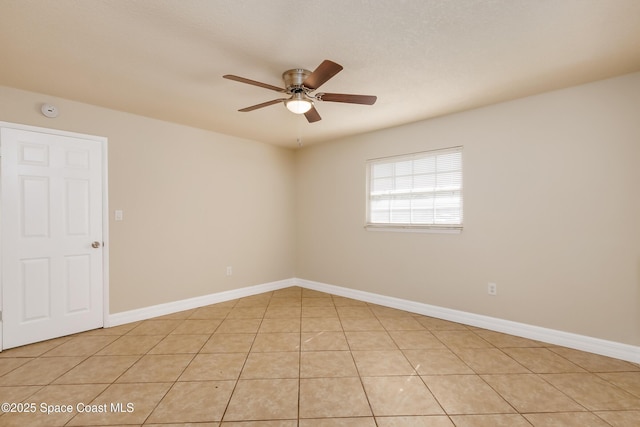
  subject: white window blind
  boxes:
[366,146,463,230]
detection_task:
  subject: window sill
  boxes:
[365,224,463,234]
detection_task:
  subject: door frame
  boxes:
[0,121,109,351]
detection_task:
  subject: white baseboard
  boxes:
[295,278,640,364]
[106,278,294,327]
[106,276,638,364]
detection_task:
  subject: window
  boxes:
[366,146,463,231]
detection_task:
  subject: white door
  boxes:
[1,126,105,349]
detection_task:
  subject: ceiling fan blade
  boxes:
[318,93,377,105]
[223,74,285,92]
[238,99,285,112]
[303,60,343,90]
[304,106,322,123]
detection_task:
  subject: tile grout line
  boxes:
[216,293,261,424]
[297,291,303,426]
[343,299,379,424]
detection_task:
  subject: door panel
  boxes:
[1,127,104,349]
[21,176,50,237]
[19,142,49,166]
[22,258,51,321]
[65,179,90,235]
[65,254,92,313]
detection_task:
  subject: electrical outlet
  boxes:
[488,282,497,296]
[226,266,233,276]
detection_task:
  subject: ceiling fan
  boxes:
[223,60,376,123]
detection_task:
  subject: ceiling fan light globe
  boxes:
[285,99,313,114]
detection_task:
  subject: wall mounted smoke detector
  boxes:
[41,103,59,118]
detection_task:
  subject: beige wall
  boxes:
[0,86,296,313]
[2,73,639,347]
[295,72,640,346]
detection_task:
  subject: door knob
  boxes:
[91,241,101,248]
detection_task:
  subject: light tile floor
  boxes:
[0,286,639,426]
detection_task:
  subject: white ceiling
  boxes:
[1,1,639,148]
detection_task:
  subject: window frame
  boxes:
[365,146,463,233]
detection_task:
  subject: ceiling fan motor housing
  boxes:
[282,69,311,94]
